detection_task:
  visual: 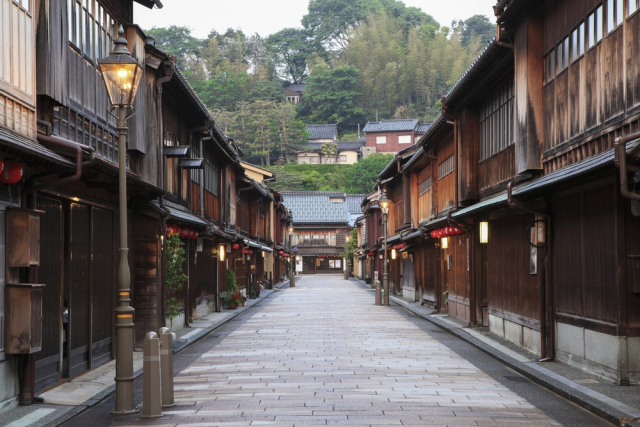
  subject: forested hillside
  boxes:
[145,0,494,166]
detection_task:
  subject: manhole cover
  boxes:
[504,375,529,383]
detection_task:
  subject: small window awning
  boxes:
[401,228,424,241]
[513,138,640,197]
[163,145,189,157]
[239,238,274,253]
[151,201,208,228]
[178,158,203,169]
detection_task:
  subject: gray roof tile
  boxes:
[282,191,350,225]
[306,124,337,140]
[363,119,419,133]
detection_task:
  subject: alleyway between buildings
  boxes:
[63,275,609,427]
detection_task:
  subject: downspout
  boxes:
[156,60,175,190]
[614,132,640,201]
[156,60,174,326]
[27,131,96,194]
[188,121,210,218]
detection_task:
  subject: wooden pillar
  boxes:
[514,12,544,174]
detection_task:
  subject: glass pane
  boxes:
[557,42,563,73]
[631,0,638,15]
[608,0,615,31]
[579,23,585,55]
[588,13,595,47]
[596,6,603,41]
[564,37,569,66]
[617,0,624,24]
[68,0,74,41]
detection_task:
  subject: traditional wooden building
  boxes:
[362,119,430,156]
[392,0,640,385]
[282,191,351,274]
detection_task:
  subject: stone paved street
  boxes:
[64,275,611,426]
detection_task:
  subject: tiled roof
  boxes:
[302,141,365,152]
[362,119,419,133]
[288,83,306,93]
[281,191,350,225]
[346,195,365,213]
[416,123,432,133]
[1,129,75,168]
[306,124,337,140]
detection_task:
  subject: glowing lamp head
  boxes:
[379,190,390,215]
[98,26,143,107]
[441,237,449,249]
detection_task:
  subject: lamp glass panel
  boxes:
[219,245,225,261]
[479,221,489,243]
[441,237,448,249]
[99,61,143,106]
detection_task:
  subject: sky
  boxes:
[133,0,497,40]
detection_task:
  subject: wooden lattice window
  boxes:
[479,79,514,161]
[438,156,454,180]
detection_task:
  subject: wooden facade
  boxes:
[0,0,291,406]
[373,0,640,385]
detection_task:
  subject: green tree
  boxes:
[461,15,495,47]
[321,142,338,164]
[346,153,394,193]
[145,26,205,79]
[165,233,187,328]
[266,28,319,84]
[298,65,364,132]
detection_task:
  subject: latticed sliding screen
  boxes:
[479,79,514,161]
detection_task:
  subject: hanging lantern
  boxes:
[0,160,23,184]
[232,243,240,250]
[187,229,195,239]
[180,227,189,238]
[173,226,182,236]
[191,231,198,240]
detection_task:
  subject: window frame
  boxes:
[376,135,387,144]
[398,134,411,144]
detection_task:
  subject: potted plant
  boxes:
[225,270,240,309]
[166,232,187,329]
[227,290,243,309]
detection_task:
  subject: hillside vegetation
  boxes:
[266,153,394,194]
[146,0,494,168]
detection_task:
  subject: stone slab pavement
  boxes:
[60,274,612,426]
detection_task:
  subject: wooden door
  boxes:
[35,196,64,391]
[90,207,114,368]
[68,203,90,378]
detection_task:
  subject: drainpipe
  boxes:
[614,132,640,201]
[27,131,95,194]
[156,60,175,190]
[188,121,210,217]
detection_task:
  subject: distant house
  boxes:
[284,83,306,104]
[297,140,365,165]
[306,124,338,143]
[282,191,358,274]
[362,119,431,155]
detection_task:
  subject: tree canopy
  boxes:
[143,0,495,166]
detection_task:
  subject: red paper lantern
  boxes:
[166,225,174,235]
[180,227,189,238]
[174,226,182,236]
[430,230,436,238]
[188,229,196,239]
[232,243,240,250]
[279,250,284,255]
[0,160,22,184]
[191,231,198,239]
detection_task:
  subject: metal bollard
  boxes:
[158,327,175,408]
[141,331,162,419]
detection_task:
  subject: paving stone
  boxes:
[161,276,564,427]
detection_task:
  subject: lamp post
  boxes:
[288,226,296,287]
[98,26,143,415]
[379,190,390,306]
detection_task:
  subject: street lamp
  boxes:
[379,190,390,306]
[98,26,143,415]
[288,226,296,287]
